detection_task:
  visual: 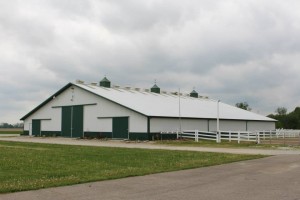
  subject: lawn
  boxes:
[156,139,300,149]
[0,129,22,134]
[0,141,265,193]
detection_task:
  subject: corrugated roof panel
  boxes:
[75,83,275,122]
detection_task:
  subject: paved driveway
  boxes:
[1,155,300,200]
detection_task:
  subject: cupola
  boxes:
[100,77,111,88]
[190,89,198,98]
[151,83,160,94]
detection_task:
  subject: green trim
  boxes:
[22,131,29,136]
[84,132,112,138]
[129,132,149,140]
[52,103,97,108]
[40,131,61,137]
[158,133,177,140]
[97,117,112,119]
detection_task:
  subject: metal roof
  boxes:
[75,83,275,122]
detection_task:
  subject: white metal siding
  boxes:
[150,118,208,132]
[208,120,246,131]
[23,99,61,132]
[247,121,275,131]
[84,92,147,132]
[23,85,148,133]
[221,120,247,131]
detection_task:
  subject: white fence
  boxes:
[180,129,300,144]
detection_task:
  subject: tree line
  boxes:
[236,102,300,129]
[267,107,300,129]
[0,123,24,128]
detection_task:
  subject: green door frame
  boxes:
[72,105,84,138]
[112,117,129,139]
[61,106,84,138]
[32,119,41,136]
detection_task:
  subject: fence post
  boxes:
[195,130,199,142]
[229,131,231,142]
[257,131,260,144]
[247,132,250,141]
[176,131,179,139]
[238,131,240,144]
[263,131,265,140]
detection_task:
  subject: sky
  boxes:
[1,0,300,124]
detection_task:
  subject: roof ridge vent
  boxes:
[76,80,84,84]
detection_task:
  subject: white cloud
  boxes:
[1,0,300,123]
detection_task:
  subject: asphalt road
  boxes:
[1,155,300,200]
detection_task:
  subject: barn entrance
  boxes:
[61,105,84,138]
[32,119,41,136]
[112,117,129,139]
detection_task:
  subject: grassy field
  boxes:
[0,128,22,134]
[0,141,265,193]
[156,139,300,149]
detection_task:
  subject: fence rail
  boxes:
[180,129,300,145]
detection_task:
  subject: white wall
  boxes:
[23,97,62,132]
[247,121,275,131]
[208,120,275,132]
[23,85,148,133]
[82,90,147,133]
[150,118,208,132]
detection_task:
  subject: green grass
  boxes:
[0,141,265,193]
[0,129,22,134]
[156,139,300,149]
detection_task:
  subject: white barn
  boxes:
[21,77,276,140]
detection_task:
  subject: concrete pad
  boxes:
[1,155,300,200]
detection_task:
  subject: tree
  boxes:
[268,106,300,129]
[275,107,287,115]
[235,102,251,111]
